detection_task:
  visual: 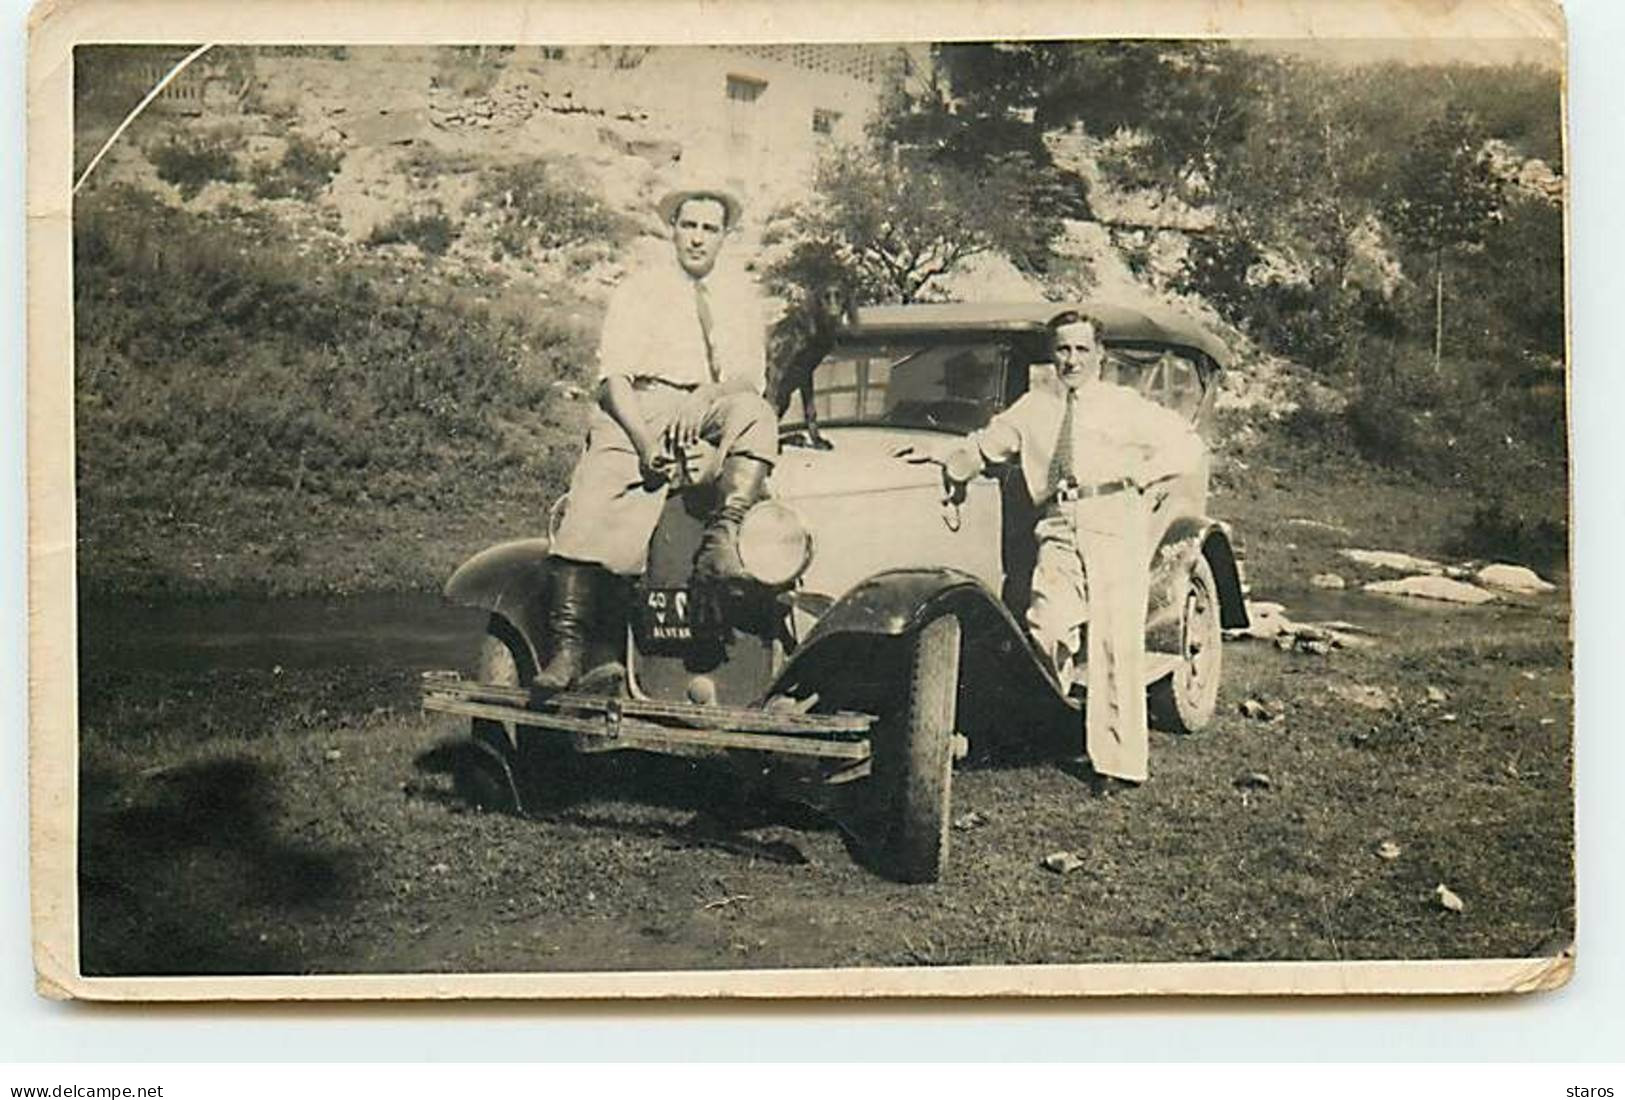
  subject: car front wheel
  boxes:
[1149,554,1223,733]
[874,614,960,883]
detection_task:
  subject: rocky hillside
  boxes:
[71,46,1567,598]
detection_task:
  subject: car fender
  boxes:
[773,567,1076,750]
[443,538,553,666]
[796,568,991,643]
[775,567,1066,694]
[1147,519,1249,653]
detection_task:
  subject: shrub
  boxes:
[1176,234,1363,372]
[433,45,512,98]
[149,135,240,199]
[1449,500,1567,574]
[73,185,589,542]
[368,206,459,256]
[251,135,344,200]
[399,146,480,184]
[470,161,629,258]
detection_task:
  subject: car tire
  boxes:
[877,614,960,884]
[453,734,522,813]
[1149,554,1223,733]
[461,615,546,813]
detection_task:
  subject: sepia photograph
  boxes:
[32,1,1572,998]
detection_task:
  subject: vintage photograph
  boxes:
[50,20,1570,993]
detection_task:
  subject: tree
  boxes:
[1383,105,1502,371]
[770,147,1016,303]
[871,46,1091,273]
[913,41,1260,203]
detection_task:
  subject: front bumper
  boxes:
[421,671,874,762]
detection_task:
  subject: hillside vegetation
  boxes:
[72,45,1568,598]
[74,186,593,596]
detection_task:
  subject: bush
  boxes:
[1177,234,1364,372]
[434,45,512,98]
[368,206,459,256]
[149,135,240,199]
[1449,500,1567,574]
[251,135,344,200]
[399,146,480,183]
[73,186,589,535]
[470,161,630,258]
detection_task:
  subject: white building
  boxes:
[562,44,924,213]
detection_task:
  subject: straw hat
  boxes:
[655,184,744,229]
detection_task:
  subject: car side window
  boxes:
[1104,347,1205,420]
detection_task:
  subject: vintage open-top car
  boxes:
[422,300,1249,882]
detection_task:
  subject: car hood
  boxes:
[770,428,963,502]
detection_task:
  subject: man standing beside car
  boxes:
[899,310,1204,784]
[534,183,777,694]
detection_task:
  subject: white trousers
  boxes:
[1025,491,1151,783]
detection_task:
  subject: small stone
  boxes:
[1364,575,1496,605]
[1233,772,1273,790]
[323,749,343,763]
[1377,840,1402,861]
[1041,851,1085,874]
[1286,517,1351,535]
[1340,548,1446,574]
[1426,685,1448,704]
[1298,638,1333,656]
[1434,883,1465,913]
[430,862,450,875]
[1328,683,1393,711]
[1239,697,1279,721]
[1233,601,1291,641]
[952,810,989,831]
[1476,563,1556,594]
[1311,572,1347,590]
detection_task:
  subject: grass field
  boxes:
[76,454,1573,976]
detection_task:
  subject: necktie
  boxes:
[1047,385,1079,499]
[693,280,720,383]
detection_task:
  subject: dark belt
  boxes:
[1054,477,1138,503]
[629,376,700,393]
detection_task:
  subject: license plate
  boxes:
[639,587,711,642]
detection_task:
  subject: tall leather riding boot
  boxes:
[530,558,597,695]
[692,456,770,585]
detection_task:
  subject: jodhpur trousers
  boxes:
[550,386,778,576]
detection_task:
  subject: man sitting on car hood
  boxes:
[535,183,778,694]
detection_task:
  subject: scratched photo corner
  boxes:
[64,33,1572,987]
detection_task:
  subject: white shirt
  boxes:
[968,373,1205,504]
[595,255,768,394]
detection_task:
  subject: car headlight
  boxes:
[737,500,813,588]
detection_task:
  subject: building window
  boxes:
[725,74,767,103]
[812,108,842,135]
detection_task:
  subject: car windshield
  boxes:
[784,340,1007,434]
